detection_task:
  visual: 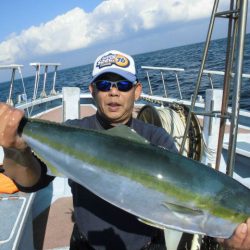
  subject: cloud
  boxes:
[0,0,228,64]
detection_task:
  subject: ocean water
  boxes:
[0,33,249,111]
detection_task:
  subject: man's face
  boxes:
[89,73,142,125]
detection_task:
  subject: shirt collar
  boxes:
[96,112,132,129]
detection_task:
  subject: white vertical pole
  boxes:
[202,89,223,167]
[164,229,183,250]
[62,87,80,121]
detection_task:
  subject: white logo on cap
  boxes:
[96,53,130,69]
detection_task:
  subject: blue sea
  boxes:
[0,33,249,111]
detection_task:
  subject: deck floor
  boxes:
[33,197,73,250]
[37,105,97,122]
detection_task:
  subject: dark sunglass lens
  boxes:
[117,81,133,91]
[95,80,111,91]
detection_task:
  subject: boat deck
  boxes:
[36,105,97,122]
[33,196,73,250]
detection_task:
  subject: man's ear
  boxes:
[134,82,142,101]
[89,84,95,98]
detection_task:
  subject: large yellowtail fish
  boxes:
[21,118,250,238]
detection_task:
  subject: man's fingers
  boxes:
[220,222,249,250]
[241,218,250,247]
[0,103,25,148]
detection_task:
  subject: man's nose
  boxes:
[109,85,120,95]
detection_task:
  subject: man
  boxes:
[0,50,250,250]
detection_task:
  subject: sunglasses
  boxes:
[94,80,136,92]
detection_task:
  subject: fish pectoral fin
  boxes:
[104,125,150,144]
[138,218,166,230]
[163,201,203,216]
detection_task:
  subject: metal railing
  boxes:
[141,66,185,99]
[203,69,250,89]
[30,63,61,100]
[0,64,24,106]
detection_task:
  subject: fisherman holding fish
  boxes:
[0,50,250,250]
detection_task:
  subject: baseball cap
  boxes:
[91,50,137,83]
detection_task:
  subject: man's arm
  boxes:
[0,103,42,187]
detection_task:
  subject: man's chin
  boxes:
[106,114,127,124]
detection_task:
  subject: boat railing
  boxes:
[0,63,63,117]
[141,66,250,101]
[141,66,185,99]
[140,67,250,129]
[203,69,250,89]
[17,63,62,117]
[30,62,61,100]
[0,64,24,106]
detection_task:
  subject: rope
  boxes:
[157,107,189,156]
[201,134,217,164]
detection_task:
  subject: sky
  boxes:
[0,0,249,80]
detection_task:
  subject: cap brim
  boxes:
[91,68,136,83]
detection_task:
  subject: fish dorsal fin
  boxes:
[103,125,149,144]
[163,201,203,216]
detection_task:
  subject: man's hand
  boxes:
[0,103,27,150]
[217,218,250,250]
[0,102,42,187]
